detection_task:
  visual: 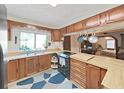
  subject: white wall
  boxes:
[8,27,63,51]
[71,34,81,53]
[100,31,124,48]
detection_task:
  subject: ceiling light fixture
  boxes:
[50,3,57,7]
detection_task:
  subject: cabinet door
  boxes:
[39,54,51,71]
[18,58,26,79]
[52,30,61,41]
[108,5,124,23]
[87,64,101,89]
[60,28,67,37]
[45,54,51,69]
[85,15,100,29]
[100,68,107,88]
[74,22,84,32]
[63,36,71,51]
[67,25,74,33]
[99,12,108,25]
[34,56,39,73]
[7,60,19,83]
[26,57,35,76]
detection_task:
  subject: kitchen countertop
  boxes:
[70,53,124,89]
[7,49,74,61]
[7,50,62,61]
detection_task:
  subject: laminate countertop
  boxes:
[70,53,124,89]
[7,50,62,61]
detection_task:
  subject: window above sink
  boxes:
[20,32,48,51]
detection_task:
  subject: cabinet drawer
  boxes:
[71,63,86,70]
[71,75,86,88]
[71,59,86,67]
[71,72,86,82]
[71,69,86,75]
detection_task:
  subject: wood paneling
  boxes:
[7,60,19,83]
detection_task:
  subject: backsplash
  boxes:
[47,41,63,50]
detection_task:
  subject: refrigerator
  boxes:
[0,4,8,89]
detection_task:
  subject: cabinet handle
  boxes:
[16,68,19,73]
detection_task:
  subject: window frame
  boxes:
[19,31,48,50]
[106,39,115,50]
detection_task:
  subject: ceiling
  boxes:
[6,4,120,29]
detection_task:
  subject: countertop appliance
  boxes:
[57,51,75,79]
[0,5,7,89]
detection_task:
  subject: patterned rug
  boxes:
[8,69,79,89]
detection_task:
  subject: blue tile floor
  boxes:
[8,69,80,89]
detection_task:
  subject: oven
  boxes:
[57,52,75,79]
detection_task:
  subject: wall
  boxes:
[71,34,81,53]
[97,37,107,49]
[8,27,63,51]
[97,37,114,49]
[100,31,124,48]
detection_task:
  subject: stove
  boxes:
[57,51,76,79]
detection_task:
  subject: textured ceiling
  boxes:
[6,4,120,29]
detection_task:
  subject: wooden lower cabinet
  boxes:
[100,68,107,88]
[34,56,39,73]
[87,64,101,89]
[8,54,52,83]
[39,54,51,71]
[25,57,36,76]
[70,59,87,88]
[7,60,19,83]
[18,58,26,79]
[70,58,107,89]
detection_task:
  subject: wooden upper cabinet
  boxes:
[7,60,19,83]
[67,25,74,33]
[74,22,84,32]
[60,27,67,37]
[107,5,124,23]
[52,30,61,41]
[85,15,100,29]
[99,12,108,25]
